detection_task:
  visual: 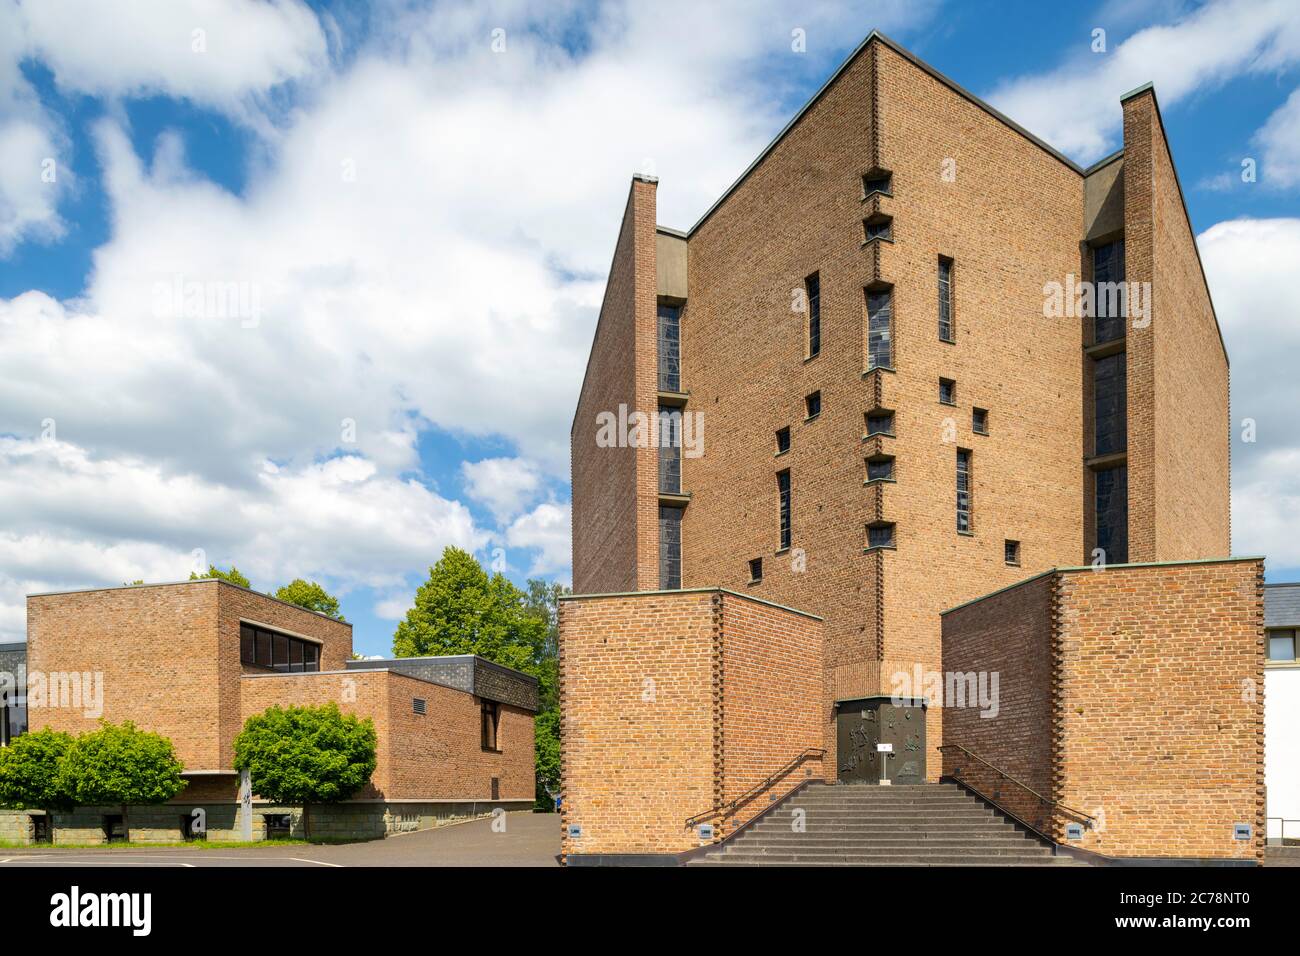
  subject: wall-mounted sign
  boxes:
[1234,823,1252,841]
[1065,823,1083,841]
[567,824,583,839]
[877,743,893,752]
[697,824,714,840]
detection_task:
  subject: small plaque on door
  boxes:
[877,743,893,752]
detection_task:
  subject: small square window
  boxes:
[939,378,956,405]
[867,523,896,550]
[775,427,791,455]
[864,216,892,242]
[748,558,763,583]
[866,456,894,482]
[866,412,894,437]
[1005,539,1021,566]
[413,697,427,715]
[805,391,821,420]
[862,171,892,196]
[1269,630,1297,662]
[973,408,989,435]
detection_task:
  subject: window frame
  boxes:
[865,412,895,437]
[805,273,821,359]
[775,426,791,456]
[657,303,682,392]
[938,256,955,343]
[866,288,893,371]
[1268,628,1297,664]
[866,522,896,550]
[1004,539,1021,566]
[480,699,502,752]
[240,622,323,674]
[748,558,763,583]
[972,407,989,435]
[777,469,792,552]
[956,448,973,534]
[804,391,822,421]
[939,378,956,406]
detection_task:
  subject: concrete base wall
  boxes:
[0,800,531,845]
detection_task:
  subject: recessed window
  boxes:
[659,505,683,589]
[956,449,972,533]
[867,522,896,550]
[1005,539,1021,566]
[864,215,892,242]
[938,257,955,342]
[777,469,792,551]
[481,700,501,752]
[1092,239,1126,344]
[973,408,989,435]
[805,391,821,420]
[103,814,127,843]
[657,303,681,391]
[241,623,321,674]
[862,170,892,197]
[866,412,894,437]
[775,426,791,456]
[866,289,893,371]
[1093,352,1127,457]
[866,456,894,482]
[748,558,763,583]
[658,405,682,494]
[413,697,427,715]
[939,378,956,405]
[1095,465,1128,565]
[805,273,821,359]
[1268,629,1296,662]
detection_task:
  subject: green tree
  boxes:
[275,578,346,621]
[523,578,567,807]
[393,548,546,674]
[0,728,77,820]
[233,703,377,841]
[58,721,186,841]
[190,565,251,588]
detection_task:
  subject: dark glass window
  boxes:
[973,408,988,434]
[1093,352,1127,456]
[956,449,972,533]
[806,274,820,358]
[264,814,292,839]
[1005,540,1021,565]
[659,505,682,589]
[103,815,126,843]
[939,378,956,405]
[867,523,895,549]
[805,391,821,420]
[749,558,763,582]
[481,700,501,751]
[938,257,954,342]
[657,406,681,494]
[657,304,681,392]
[1269,630,1297,662]
[1095,466,1129,565]
[866,290,893,370]
[862,171,892,196]
[777,470,792,551]
[1092,240,1126,344]
[241,624,322,673]
[864,217,892,242]
[775,427,791,455]
[866,412,894,436]
[867,457,894,481]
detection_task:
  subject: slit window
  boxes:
[657,406,682,494]
[657,303,681,392]
[866,289,893,370]
[1095,465,1129,565]
[659,505,682,589]
[777,470,792,551]
[1093,352,1127,457]
[1092,240,1126,344]
[956,449,972,533]
[806,273,821,359]
[938,257,954,342]
[481,700,501,752]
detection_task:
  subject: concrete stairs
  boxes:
[688,782,1082,866]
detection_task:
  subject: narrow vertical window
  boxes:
[775,427,791,455]
[938,257,954,342]
[972,408,988,435]
[777,470,792,551]
[657,406,681,494]
[748,558,763,583]
[1093,352,1127,456]
[659,505,682,589]
[805,273,820,359]
[939,378,956,405]
[1095,466,1128,565]
[480,701,500,751]
[805,391,821,420]
[956,449,972,533]
[866,289,893,370]
[657,303,681,392]
[1092,240,1126,344]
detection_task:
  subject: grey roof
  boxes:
[1265,584,1300,628]
[346,654,539,713]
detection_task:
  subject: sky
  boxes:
[0,0,1298,656]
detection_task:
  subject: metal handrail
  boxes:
[685,747,825,829]
[939,743,1097,830]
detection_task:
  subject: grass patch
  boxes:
[0,838,309,850]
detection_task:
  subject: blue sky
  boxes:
[1,0,1298,655]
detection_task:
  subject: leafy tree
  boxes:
[393,548,547,674]
[58,721,186,841]
[233,703,377,840]
[523,578,567,807]
[190,565,251,588]
[275,578,346,621]
[0,728,77,818]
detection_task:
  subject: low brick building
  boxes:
[1,579,536,844]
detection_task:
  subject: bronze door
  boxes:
[836,699,881,783]
[836,698,926,784]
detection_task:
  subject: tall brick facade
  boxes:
[941,559,1264,862]
[569,31,1231,785]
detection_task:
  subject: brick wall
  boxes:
[558,589,822,858]
[571,176,659,593]
[942,558,1264,861]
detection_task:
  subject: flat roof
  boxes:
[561,586,824,621]
[27,577,353,627]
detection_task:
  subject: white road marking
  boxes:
[288,857,342,867]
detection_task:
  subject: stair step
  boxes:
[702,853,1066,866]
[689,857,1078,867]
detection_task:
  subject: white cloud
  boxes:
[1255,87,1300,188]
[986,0,1300,163]
[506,502,571,577]
[461,457,543,523]
[1198,217,1300,568]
